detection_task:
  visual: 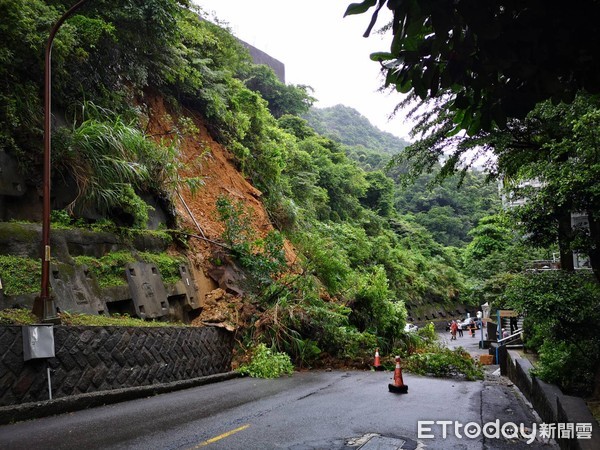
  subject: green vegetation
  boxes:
[0,0,485,369]
[0,229,175,301]
[348,1,600,133]
[238,343,294,378]
[0,255,41,296]
[347,0,600,397]
[303,105,409,160]
[240,64,315,118]
[59,311,184,327]
[50,209,174,245]
[0,308,38,325]
[502,272,600,396]
[0,0,509,378]
[216,195,286,287]
[379,324,484,380]
[74,253,135,288]
[386,94,600,394]
[137,252,186,285]
[0,308,182,327]
[393,170,501,247]
[73,251,184,288]
[404,347,484,381]
[0,308,181,327]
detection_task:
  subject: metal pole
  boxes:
[37,0,91,322]
[480,319,484,348]
[496,310,501,364]
[47,365,53,400]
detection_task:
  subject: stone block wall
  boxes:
[0,325,233,406]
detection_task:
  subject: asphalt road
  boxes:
[0,365,556,450]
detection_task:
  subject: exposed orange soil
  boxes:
[143,91,296,329]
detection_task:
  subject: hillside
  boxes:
[144,92,293,331]
[303,105,410,156]
[302,106,500,247]
[0,0,490,368]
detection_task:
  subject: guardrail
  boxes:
[495,328,523,364]
[497,328,523,345]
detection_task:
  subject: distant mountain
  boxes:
[303,105,410,155]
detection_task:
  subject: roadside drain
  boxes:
[346,433,420,450]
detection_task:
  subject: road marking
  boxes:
[192,424,250,448]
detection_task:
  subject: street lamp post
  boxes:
[34,0,91,322]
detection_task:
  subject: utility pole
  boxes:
[33,0,91,322]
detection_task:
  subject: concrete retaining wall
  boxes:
[0,325,233,407]
[505,351,599,449]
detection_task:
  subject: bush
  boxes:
[404,347,484,381]
[416,322,437,343]
[328,326,378,361]
[238,343,294,378]
[534,340,599,396]
[502,271,600,396]
[350,266,406,342]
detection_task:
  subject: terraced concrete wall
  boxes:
[0,325,233,406]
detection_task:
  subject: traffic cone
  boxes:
[373,348,384,371]
[388,356,408,394]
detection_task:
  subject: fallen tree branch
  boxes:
[168,229,231,250]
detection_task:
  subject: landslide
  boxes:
[143,91,295,333]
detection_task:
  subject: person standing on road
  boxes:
[450,320,458,340]
[457,321,463,337]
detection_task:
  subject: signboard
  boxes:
[498,310,518,318]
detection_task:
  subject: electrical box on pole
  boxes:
[22,325,55,361]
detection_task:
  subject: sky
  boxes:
[194,0,413,141]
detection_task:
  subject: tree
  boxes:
[463,215,513,261]
[361,171,394,217]
[385,88,600,281]
[503,96,600,280]
[346,0,600,134]
[502,271,600,396]
[299,136,368,222]
[239,64,315,118]
[392,167,500,247]
[277,115,316,140]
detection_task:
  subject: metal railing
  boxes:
[495,328,524,364]
[498,328,523,345]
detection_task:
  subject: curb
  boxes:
[0,371,240,426]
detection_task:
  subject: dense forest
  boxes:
[0,0,598,399]
[347,0,600,399]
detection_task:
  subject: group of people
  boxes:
[448,311,518,342]
[449,314,482,340]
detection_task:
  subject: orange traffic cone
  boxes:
[373,348,384,371]
[388,356,408,393]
